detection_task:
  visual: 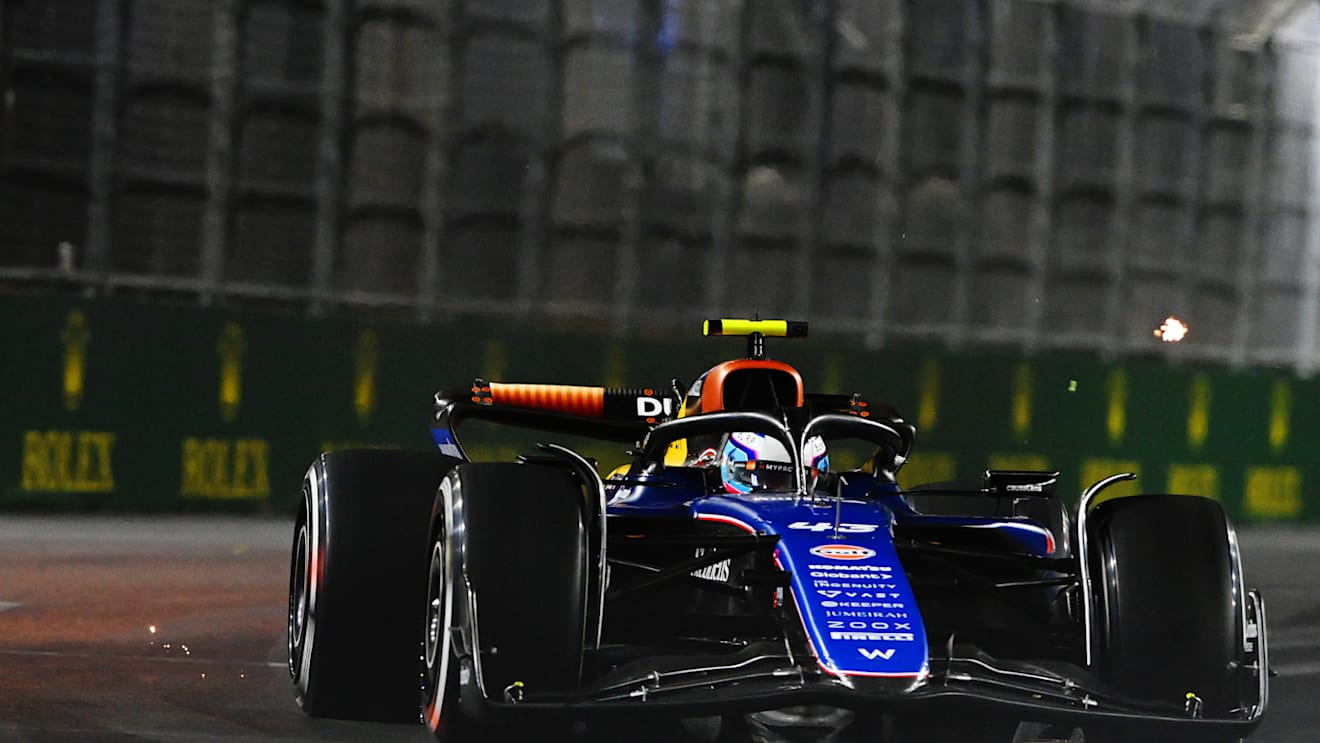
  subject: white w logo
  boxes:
[857,648,896,660]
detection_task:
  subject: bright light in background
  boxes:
[1154,316,1189,343]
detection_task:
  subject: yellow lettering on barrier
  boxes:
[218,323,245,422]
[1082,458,1141,505]
[918,358,940,434]
[61,310,90,412]
[483,340,506,382]
[900,451,956,488]
[20,430,115,493]
[1106,369,1127,447]
[820,352,842,395]
[1012,362,1032,440]
[1244,466,1302,520]
[604,343,627,390]
[1187,374,1210,453]
[989,453,1050,472]
[1270,381,1290,455]
[1167,464,1219,501]
[180,437,270,499]
[354,330,378,424]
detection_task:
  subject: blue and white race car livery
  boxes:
[288,319,1269,743]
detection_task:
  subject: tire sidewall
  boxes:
[422,472,462,736]
[1090,494,1242,717]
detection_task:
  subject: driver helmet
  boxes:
[802,434,830,492]
[720,432,795,493]
[719,433,829,494]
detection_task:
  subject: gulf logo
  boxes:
[808,544,876,561]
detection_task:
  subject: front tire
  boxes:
[288,449,460,722]
[421,462,589,742]
[1086,494,1244,743]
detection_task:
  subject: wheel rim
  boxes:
[424,539,446,669]
[287,513,311,678]
[423,531,455,734]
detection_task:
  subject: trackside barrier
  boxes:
[1,292,1315,522]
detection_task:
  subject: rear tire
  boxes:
[1086,494,1243,743]
[288,450,461,722]
[422,462,589,742]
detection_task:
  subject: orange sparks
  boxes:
[1154,316,1189,343]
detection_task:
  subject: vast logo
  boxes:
[808,544,876,561]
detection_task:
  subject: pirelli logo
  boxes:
[830,631,914,642]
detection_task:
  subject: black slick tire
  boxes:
[288,449,461,722]
[1086,494,1242,743]
[422,462,588,742]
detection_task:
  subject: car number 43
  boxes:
[787,521,879,534]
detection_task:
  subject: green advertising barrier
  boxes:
[1,292,1314,522]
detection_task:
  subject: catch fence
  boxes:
[3,0,1320,373]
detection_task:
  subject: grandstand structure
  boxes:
[2,0,1319,373]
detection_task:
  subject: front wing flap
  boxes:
[452,590,1267,736]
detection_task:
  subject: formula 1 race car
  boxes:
[287,319,1268,743]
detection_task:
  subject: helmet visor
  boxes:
[726,460,795,492]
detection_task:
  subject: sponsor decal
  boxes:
[690,548,732,582]
[179,437,270,499]
[821,600,907,609]
[808,544,876,561]
[1005,482,1045,493]
[810,573,891,582]
[807,564,890,572]
[857,648,896,660]
[431,429,464,459]
[827,620,911,631]
[692,561,731,582]
[825,610,909,619]
[635,395,675,418]
[788,521,879,534]
[831,632,915,642]
[812,581,893,589]
[816,588,897,597]
[22,430,116,494]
